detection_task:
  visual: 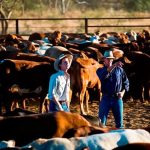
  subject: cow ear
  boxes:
[124,56,132,64]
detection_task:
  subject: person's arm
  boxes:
[66,101,70,109]
[117,89,125,99]
[122,70,130,92]
[118,68,129,99]
[107,61,124,73]
[65,75,71,110]
[97,67,108,81]
[48,74,63,111]
[53,96,63,111]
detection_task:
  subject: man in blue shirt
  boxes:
[96,50,129,128]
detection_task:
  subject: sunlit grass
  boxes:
[11,9,150,34]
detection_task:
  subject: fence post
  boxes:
[16,19,19,34]
[85,18,88,34]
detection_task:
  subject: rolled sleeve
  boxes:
[122,71,130,92]
[97,67,109,82]
[48,75,60,100]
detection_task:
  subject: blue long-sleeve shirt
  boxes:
[96,66,129,96]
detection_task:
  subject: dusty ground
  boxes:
[70,100,150,129]
[26,99,150,129]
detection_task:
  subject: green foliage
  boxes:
[22,0,41,10]
[123,0,150,12]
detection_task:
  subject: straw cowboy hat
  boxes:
[54,54,73,71]
[103,50,115,59]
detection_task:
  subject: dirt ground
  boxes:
[25,99,150,129]
[70,100,150,129]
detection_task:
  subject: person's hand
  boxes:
[117,90,125,99]
[59,106,64,111]
[114,61,124,68]
[107,61,124,73]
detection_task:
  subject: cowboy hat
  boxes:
[54,54,73,71]
[103,50,115,59]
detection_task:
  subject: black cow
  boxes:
[124,51,150,102]
[0,59,55,114]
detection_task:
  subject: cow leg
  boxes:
[144,82,150,102]
[140,85,145,103]
[11,100,19,111]
[4,99,12,113]
[0,101,3,115]
[80,88,87,115]
[39,95,47,113]
[20,99,26,109]
[85,90,90,114]
[44,99,49,113]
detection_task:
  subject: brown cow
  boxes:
[69,58,103,115]
[0,111,107,146]
[0,51,55,67]
[28,32,46,41]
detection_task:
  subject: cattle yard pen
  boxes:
[1,17,150,36]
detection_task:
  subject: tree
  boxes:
[123,0,150,12]
[0,0,20,34]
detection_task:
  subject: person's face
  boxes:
[59,57,70,72]
[103,58,113,67]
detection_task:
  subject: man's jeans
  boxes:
[49,100,70,112]
[99,95,124,128]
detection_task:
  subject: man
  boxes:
[48,53,73,112]
[96,50,129,128]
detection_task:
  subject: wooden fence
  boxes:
[0,17,150,35]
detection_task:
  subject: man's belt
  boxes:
[59,100,67,104]
[103,93,119,98]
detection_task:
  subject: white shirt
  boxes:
[48,70,70,101]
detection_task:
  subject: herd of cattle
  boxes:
[0,29,149,149]
[0,110,149,150]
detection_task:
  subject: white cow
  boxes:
[23,138,74,150]
[70,129,150,150]
[0,129,149,149]
[23,129,150,150]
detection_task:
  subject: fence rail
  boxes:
[0,17,150,35]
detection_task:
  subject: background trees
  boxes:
[0,0,149,34]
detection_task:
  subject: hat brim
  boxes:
[102,56,115,59]
[105,56,115,59]
[54,54,73,71]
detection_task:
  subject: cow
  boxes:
[113,143,150,150]
[123,51,150,102]
[1,128,150,149]
[0,51,55,63]
[69,57,103,115]
[45,46,72,59]
[0,59,56,114]
[14,128,150,150]
[69,129,150,150]
[2,108,36,117]
[0,111,107,146]
[28,32,46,42]
[48,30,66,47]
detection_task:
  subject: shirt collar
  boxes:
[58,70,70,78]
[58,70,65,74]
